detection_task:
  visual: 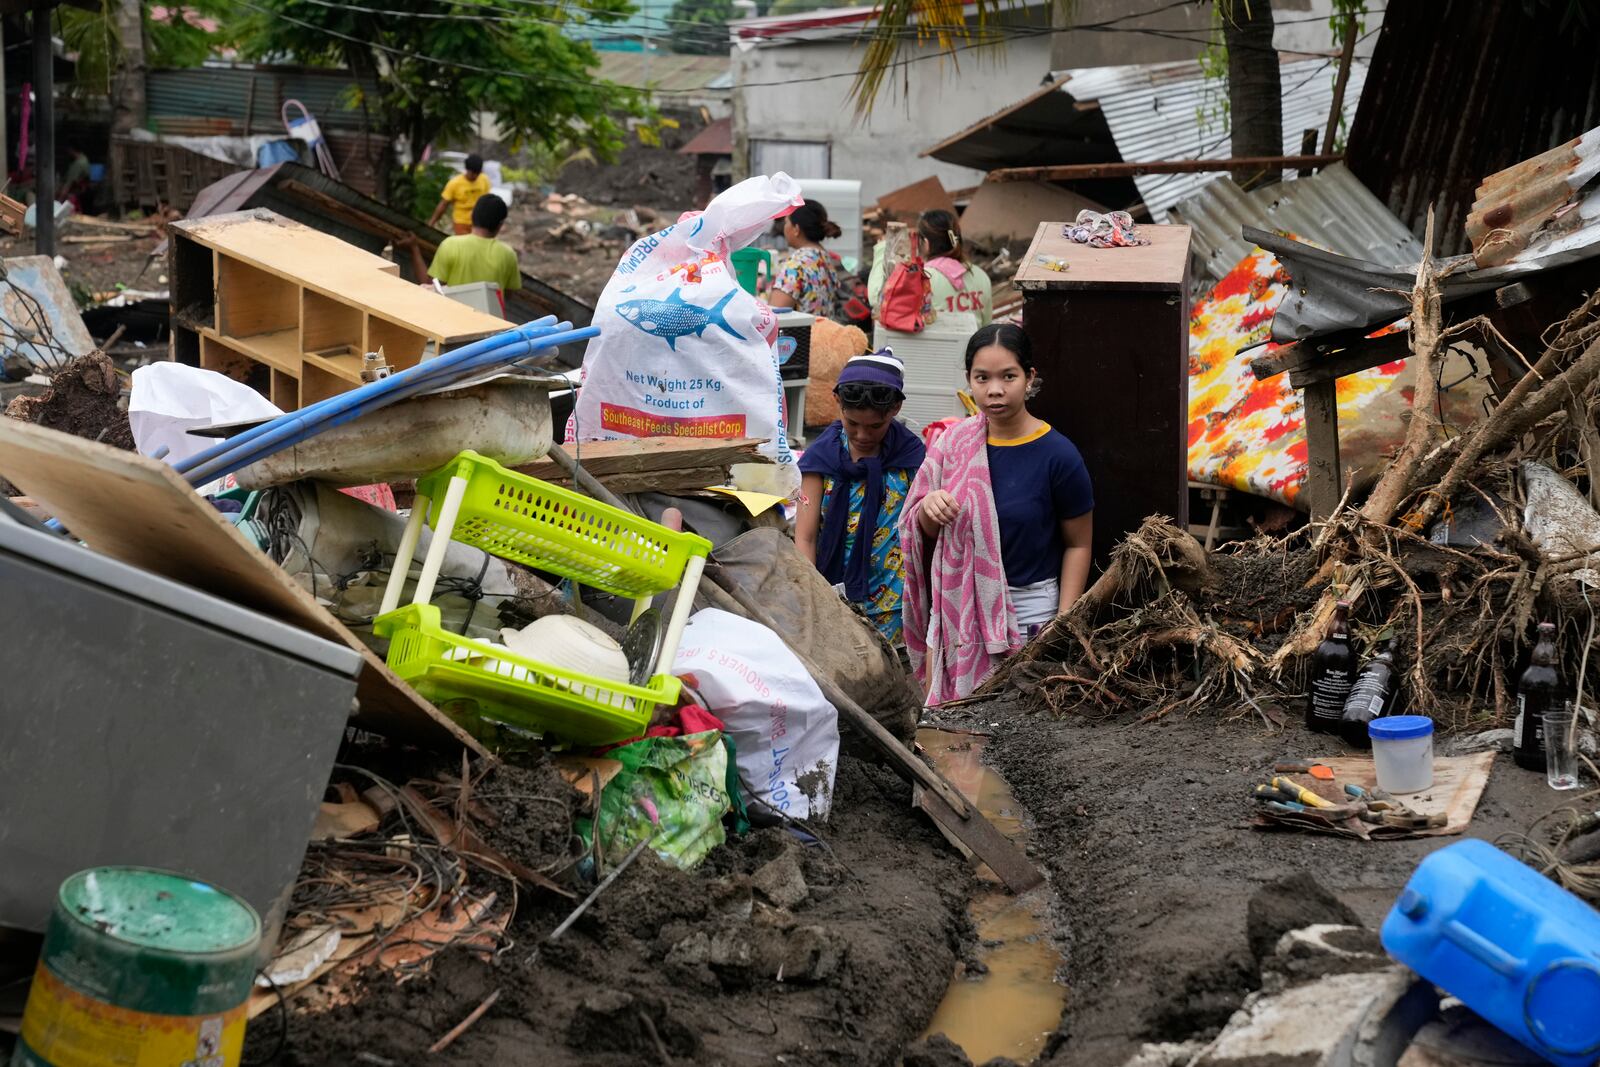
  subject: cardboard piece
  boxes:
[553,756,625,797]
[876,175,957,223]
[959,181,1107,248]
[0,418,487,756]
[1252,752,1497,840]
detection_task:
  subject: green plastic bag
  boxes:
[580,730,732,870]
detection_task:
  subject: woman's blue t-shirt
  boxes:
[986,424,1094,586]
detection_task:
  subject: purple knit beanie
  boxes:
[835,348,904,393]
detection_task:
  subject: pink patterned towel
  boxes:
[899,414,1020,705]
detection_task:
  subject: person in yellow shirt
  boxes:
[402,194,521,316]
[428,154,490,235]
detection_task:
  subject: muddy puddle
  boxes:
[918,728,1067,1064]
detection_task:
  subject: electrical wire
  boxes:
[237,0,1380,95]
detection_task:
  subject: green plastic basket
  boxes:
[375,603,678,745]
[416,451,712,599]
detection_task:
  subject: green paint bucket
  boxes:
[12,867,262,1067]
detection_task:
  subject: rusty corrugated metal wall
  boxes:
[1345,0,1600,256]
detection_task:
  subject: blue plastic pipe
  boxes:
[183,325,599,488]
[175,317,561,476]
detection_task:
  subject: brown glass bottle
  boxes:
[1307,600,1357,733]
[1340,637,1398,748]
[1514,622,1561,771]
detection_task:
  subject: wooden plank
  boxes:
[0,418,488,757]
[876,175,956,222]
[915,786,1044,893]
[988,154,1342,183]
[1014,222,1191,291]
[1302,379,1343,520]
[172,212,510,344]
[1288,342,1409,389]
[512,437,767,479]
[1250,341,1316,380]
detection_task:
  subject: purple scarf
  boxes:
[800,420,925,599]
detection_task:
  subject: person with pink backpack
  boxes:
[867,210,993,328]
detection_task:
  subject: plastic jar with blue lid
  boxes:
[1369,714,1434,794]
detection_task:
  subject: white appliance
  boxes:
[797,178,863,270]
[874,311,978,431]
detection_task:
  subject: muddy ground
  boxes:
[964,704,1557,1067]
[250,755,973,1066]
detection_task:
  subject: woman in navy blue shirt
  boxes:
[915,323,1094,637]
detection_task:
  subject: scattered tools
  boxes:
[1345,783,1448,830]
[1271,777,1335,809]
[1273,760,1335,780]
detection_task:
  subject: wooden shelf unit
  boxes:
[168,210,512,410]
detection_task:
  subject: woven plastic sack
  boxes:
[569,174,805,498]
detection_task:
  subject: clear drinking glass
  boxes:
[1543,702,1582,791]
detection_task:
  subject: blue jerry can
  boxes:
[1382,838,1600,1066]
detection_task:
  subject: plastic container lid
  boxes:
[60,867,261,954]
[1369,715,1435,741]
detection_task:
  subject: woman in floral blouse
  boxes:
[770,199,845,318]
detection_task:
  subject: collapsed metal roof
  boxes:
[1060,57,1370,221]
[924,56,1370,220]
[1175,163,1422,282]
[1467,126,1600,267]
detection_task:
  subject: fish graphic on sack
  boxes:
[617,289,744,350]
[569,174,806,499]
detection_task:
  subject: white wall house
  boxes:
[730,4,1055,203]
[729,0,1386,205]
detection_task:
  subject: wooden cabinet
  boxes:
[169,211,512,410]
[1016,222,1192,566]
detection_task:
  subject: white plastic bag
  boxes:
[129,363,283,495]
[673,608,840,821]
[570,174,805,498]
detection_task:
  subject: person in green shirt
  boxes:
[402,194,521,316]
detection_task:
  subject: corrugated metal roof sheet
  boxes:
[1175,162,1422,281]
[149,65,376,132]
[1058,57,1369,222]
[678,117,732,156]
[1466,126,1600,267]
[597,52,730,94]
[1345,0,1600,258]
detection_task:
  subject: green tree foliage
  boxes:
[667,0,734,55]
[59,2,224,99]
[231,0,649,199]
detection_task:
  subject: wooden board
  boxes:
[513,437,768,479]
[1015,222,1191,291]
[876,176,957,222]
[172,212,511,344]
[0,419,487,757]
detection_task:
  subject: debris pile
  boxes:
[988,240,1600,731]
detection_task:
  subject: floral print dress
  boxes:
[774,246,844,318]
[819,460,912,646]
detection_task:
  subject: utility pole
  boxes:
[32,0,53,256]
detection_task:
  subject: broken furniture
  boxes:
[168,210,512,411]
[374,450,713,745]
[0,514,360,939]
[0,416,488,755]
[1017,222,1192,564]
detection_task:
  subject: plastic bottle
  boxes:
[1514,622,1562,771]
[1341,637,1398,748]
[1307,599,1357,734]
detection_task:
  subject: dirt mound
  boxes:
[4,350,132,450]
[556,137,698,210]
[250,755,973,1065]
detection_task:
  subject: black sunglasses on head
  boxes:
[835,382,901,409]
